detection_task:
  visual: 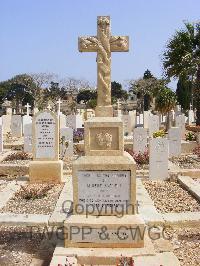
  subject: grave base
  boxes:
[29,160,63,183]
[64,214,145,248]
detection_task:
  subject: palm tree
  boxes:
[163,22,200,125]
[155,87,177,130]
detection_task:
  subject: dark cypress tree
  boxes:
[176,76,192,110]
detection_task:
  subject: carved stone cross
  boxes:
[25,103,31,116]
[57,98,62,115]
[79,16,129,117]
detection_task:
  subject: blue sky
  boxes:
[0,0,200,89]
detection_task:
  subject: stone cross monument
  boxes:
[79,16,129,117]
[64,16,144,251]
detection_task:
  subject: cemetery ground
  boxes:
[0,138,199,266]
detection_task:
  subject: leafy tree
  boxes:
[176,75,192,110]
[155,87,177,130]
[43,82,65,107]
[163,22,200,125]
[3,74,35,113]
[129,72,165,112]
[87,98,97,109]
[111,81,128,102]
[0,80,10,104]
[77,89,97,105]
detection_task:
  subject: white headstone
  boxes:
[11,115,22,137]
[24,123,32,153]
[133,128,148,153]
[2,115,11,134]
[60,127,73,158]
[149,138,168,180]
[23,115,32,134]
[175,114,185,139]
[143,111,151,128]
[66,114,83,130]
[188,110,194,125]
[33,111,59,160]
[121,115,131,136]
[148,115,159,137]
[168,127,181,157]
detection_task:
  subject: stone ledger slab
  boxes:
[64,214,145,248]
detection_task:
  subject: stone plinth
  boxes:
[95,105,113,117]
[29,160,63,183]
[64,214,145,248]
[72,152,136,215]
[84,117,123,156]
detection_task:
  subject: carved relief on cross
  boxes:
[78,16,129,117]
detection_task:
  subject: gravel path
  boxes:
[164,227,200,266]
[170,155,200,169]
[0,225,44,266]
[143,180,200,213]
[0,184,63,215]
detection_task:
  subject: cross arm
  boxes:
[78,36,98,52]
[110,36,129,52]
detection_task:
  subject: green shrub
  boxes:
[185,132,196,141]
[153,130,165,138]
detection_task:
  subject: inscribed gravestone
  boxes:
[148,115,159,137]
[143,111,151,128]
[149,138,168,180]
[24,123,32,153]
[29,110,63,183]
[34,111,59,160]
[11,115,22,137]
[60,127,73,158]
[168,127,181,157]
[133,127,148,153]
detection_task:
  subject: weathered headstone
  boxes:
[149,138,168,180]
[29,110,63,183]
[175,114,185,139]
[133,127,148,153]
[66,114,83,129]
[143,111,151,128]
[11,115,22,137]
[148,115,159,137]
[24,123,32,153]
[188,105,194,125]
[168,127,181,157]
[60,127,73,158]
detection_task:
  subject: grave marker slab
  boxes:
[149,138,168,180]
[149,115,159,137]
[11,115,22,137]
[60,127,73,158]
[29,110,63,183]
[133,128,148,153]
[24,123,32,153]
[168,127,181,157]
[175,114,185,139]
